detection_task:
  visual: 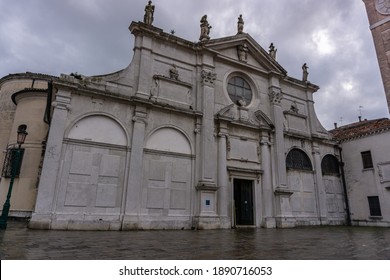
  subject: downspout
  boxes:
[36,81,53,189]
[338,146,351,226]
[44,81,53,125]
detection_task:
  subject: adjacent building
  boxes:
[331,118,390,226]
[0,3,347,230]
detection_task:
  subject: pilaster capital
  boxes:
[312,145,321,155]
[132,110,148,124]
[268,86,283,105]
[218,126,229,138]
[260,139,271,146]
[201,70,216,87]
[52,101,71,111]
[52,91,72,111]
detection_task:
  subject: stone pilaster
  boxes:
[29,85,73,229]
[260,134,276,228]
[269,82,294,227]
[198,69,217,185]
[312,144,328,224]
[268,85,287,188]
[194,68,219,229]
[122,106,148,229]
[217,122,230,228]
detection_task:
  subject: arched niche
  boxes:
[68,115,127,146]
[146,127,191,155]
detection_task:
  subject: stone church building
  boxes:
[0,2,347,230]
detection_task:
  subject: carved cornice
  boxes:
[201,70,216,87]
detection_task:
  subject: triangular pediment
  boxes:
[204,33,287,75]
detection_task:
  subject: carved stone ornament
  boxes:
[290,101,299,113]
[169,64,179,80]
[201,70,216,86]
[268,90,283,104]
[237,43,248,63]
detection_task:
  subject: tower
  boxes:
[363,0,390,112]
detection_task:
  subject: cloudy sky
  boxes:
[1,0,389,129]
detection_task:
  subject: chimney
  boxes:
[334,122,338,129]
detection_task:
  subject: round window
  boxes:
[227,76,252,106]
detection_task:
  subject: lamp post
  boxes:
[0,125,28,229]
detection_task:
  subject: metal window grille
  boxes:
[367,196,382,217]
[321,154,340,175]
[1,148,25,178]
[286,148,312,171]
[361,151,373,169]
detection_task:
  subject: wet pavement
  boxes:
[1,219,390,259]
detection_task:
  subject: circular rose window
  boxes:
[227,76,252,106]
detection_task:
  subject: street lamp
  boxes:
[0,125,28,229]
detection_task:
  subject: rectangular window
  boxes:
[368,196,382,217]
[361,151,373,169]
[1,148,25,178]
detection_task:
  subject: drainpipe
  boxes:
[44,81,53,125]
[338,147,351,226]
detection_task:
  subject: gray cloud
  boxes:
[0,0,388,129]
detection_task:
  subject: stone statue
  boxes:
[237,43,249,62]
[169,64,179,80]
[199,15,212,41]
[269,43,277,59]
[237,14,244,34]
[302,63,309,82]
[144,1,155,25]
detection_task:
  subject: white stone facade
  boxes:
[1,15,347,230]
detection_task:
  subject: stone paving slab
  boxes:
[1,220,390,259]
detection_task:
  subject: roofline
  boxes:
[0,72,59,85]
[330,118,390,142]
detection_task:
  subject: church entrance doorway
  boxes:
[234,179,254,226]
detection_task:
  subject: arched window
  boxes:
[321,154,340,175]
[286,148,312,171]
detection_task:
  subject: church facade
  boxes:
[1,3,347,230]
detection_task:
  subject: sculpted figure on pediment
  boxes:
[237,43,248,63]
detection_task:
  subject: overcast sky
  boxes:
[1,0,389,129]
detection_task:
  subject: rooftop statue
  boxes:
[144,1,155,25]
[302,63,309,82]
[199,15,212,41]
[237,14,244,34]
[269,43,277,59]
